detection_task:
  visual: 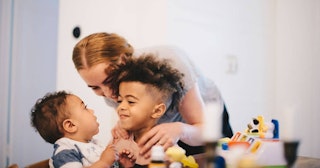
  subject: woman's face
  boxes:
[78,63,116,100]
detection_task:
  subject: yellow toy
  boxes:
[165,145,199,168]
[245,115,275,139]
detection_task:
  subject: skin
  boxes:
[78,62,204,157]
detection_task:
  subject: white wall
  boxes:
[275,0,320,157]
[166,1,276,130]
[0,0,13,166]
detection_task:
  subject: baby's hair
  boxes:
[106,54,186,112]
[30,90,71,144]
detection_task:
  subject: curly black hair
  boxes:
[105,54,186,113]
[30,91,71,144]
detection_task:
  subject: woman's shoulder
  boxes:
[135,45,198,91]
[135,45,181,52]
[134,45,186,59]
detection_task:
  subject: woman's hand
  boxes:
[137,122,183,158]
[112,121,130,139]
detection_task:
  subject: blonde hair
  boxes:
[72,32,134,70]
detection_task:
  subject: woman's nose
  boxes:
[101,86,114,98]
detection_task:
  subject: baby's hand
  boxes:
[119,149,136,168]
[100,144,116,165]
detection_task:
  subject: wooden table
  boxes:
[193,155,320,168]
[295,156,320,168]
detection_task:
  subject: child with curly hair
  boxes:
[105,54,187,166]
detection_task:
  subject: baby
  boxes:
[30,91,135,168]
[105,54,186,166]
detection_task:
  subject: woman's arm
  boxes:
[177,83,204,145]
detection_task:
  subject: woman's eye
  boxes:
[91,87,99,90]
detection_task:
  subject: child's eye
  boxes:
[128,101,135,104]
[84,104,88,109]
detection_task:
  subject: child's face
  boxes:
[66,95,99,142]
[116,82,161,131]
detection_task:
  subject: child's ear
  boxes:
[151,103,166,119]
[62,119,77,133]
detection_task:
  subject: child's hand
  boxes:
[100,144,116,165]
[112,121,130,139]
[119,149,136,168]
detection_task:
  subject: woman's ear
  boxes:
[151,103,166,119]
[62,119,77,133]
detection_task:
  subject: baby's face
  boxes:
[116,82,161,131]
[66,95,99,142]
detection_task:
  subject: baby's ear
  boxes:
[151,103,166,119]
[62,119,77,133]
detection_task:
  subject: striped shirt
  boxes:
[49,137,106,168]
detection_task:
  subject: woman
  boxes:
[72,32,233,156]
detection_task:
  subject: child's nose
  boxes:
[117,103,126,111]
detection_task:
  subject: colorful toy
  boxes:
[165,145,199,168]
[217,115,285,167]
[245,115,279,139]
